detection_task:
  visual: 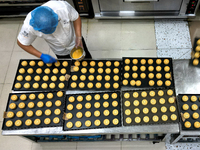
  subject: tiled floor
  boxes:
[0,16,194,150]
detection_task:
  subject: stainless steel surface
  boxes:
[2,124,179,136]
[92,0,200,19]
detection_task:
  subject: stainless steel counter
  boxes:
[2,59,199,136]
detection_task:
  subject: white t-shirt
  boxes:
[17,1,79,55]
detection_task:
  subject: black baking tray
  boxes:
[190,38,200,67]
[2,91,65,130]
[12,59,72,91]
[121,57,175,89]
[63,91,121,131]
[122,88,179,126]
[68,59,122,91]
[178,94,200,131]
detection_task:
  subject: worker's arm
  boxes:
[17,40,57,63]
[73,15,83,48]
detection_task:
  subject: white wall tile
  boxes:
[157,49,191,59]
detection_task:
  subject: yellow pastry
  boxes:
[167,89,173,96]
[148,66,154,72]
[156,73,162,79]
[136,80,141,86]
[27,68,34,74]
[98,61,104,67]
[103,94,109,100]
[76,95,83,102]
[170,106,176,112]
[151,107,157,113]
[158,90,164,96]
[94,94,101,100]
[142,99,148,106]
[135,117,141,123]
[67,104,74,110]
[26,110,33,117]
[85,102,91,109]
[194,121,200,128]
[44,118,51,125]
[164,66,170,72]
[156,66,162,72]
[153,115,159,122]
[156,59,162,64]
[55,100,62,107]
[105,68,111,74]
[191,104,198,111]
[85,120,92,127]
[25,119,32,126]
[76,112,83,118]
[47,93,53,99]
[114,61,120,67]
[46,101,52,108]
[76,103,83,110]
[104,82,110,89]
[45,109,51,116]
[125,109,131,116]
[126,117,132,124]
[85,111,91,118]
[94,110,100,117]
[90,61,96,67]
[133,100,139,106]
[20,94,27,101]
[103,110,110,116]
[149,91,155,97]
[124,101,131,107]
[28,94,35,100]
[140,59,146,65]
[149,80,155,86]
[133,92,139,98]
[112,93,118,99]
[11,95,18,101]
[143,116,149,123]
[96,82,102,89]
[183,112,190,119]
[43,75,49,81]
[71,75,78,81]
[29,60,36,66]
[162,115,168,121]
[19,68,25,74]
[159,98,165,104]
[25,75,32,81]
[54,61,60,67]
[36,68,42,74]
[124,65,130,71]
[168,97,175,103]
[141,91,147,97]
[112,118,119,125]
[68,96,75,103]
[35,110,43,116]
[123,79,128,86]
[113,109,119,116]
[89,68,95,74]
[161,106,167,113]
[88,75,94,81]
[148,73,154,79]
[191,96,197,102]
[148,59,153,65]
[193,59,199,66]
[140,66,146,71]
[75,121,82,127]
[87,82,93,88]
[9,103,16,110]
[51,75,57,82]
[38,61,44,67]
[34,75,40,81]
[58,83,65,89]
[134,108,140,115]
[62,61,68,67]
[132,66,138,71]
[132,59,138,64]
[81,68,87,74]
[82,61,88,67]
[56,91,63,98]
[96,75,102,81]
[164,59,169,65]
[106,61,111,67]
[37,101,44,108]
[113,68,119,74]
[73,66,79,72]
[112,101,118,107]
[184,121,191,128]
[165,73,171,79]
[124,72,130,78]
[113,83,119,89]
[37,93,44,100]
[125,59,130,64]
[16,75,23,81]
[15,120,22,126]
[143,108,149,114]
[94,119,101,126]
[28,102,35,109]
[150,99,156,105]
[171,114,177,121]
[113,75,119,81]
[33,83,39,89]
[53,68,59,74]
[7,111,14,118]
[182,104,189,110]
[165,80,171,86]
[193,112,199,119]
[78,82,85,88]
[103,101,109,108]
[103,119,110,126]
[21,60,28,66]
[16,111,23,118]
[53,117,60,124]
[105,75,111,81]
[66,113,73,120]
[34,119,41,125]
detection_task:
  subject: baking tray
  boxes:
[2,91,65,130]
[12,59,72,91]
[122,88,179,126]
[68,59,122,91]
[190,38,200,67]
[178,94,200,130]
[121,57,175,89]
[63,91,121,130]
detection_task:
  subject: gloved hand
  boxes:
[75,36,83,48]
[40,53,57,63]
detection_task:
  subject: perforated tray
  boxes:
[122,88,179,126]
[63,91,121,131]
[12,59,72,91]
[2,91,65,130]
[121,57,174,89]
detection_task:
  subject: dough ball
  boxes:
[62,61,68,67]
[134,108,140,115]
[21,61,28,67]
[158,90,164,96]
[113,68,119,74]
[67,104,74,110]
[183,112,190,119]
[148,73,154,79]
[111,93,118,99]
[89,68,95,74]
[142,99,148,105]
[20,94,27,101]
[11,95,18,101]
[103,119,110,126]
[54,61,60,67]
[94,119,101,126]
[29,61,36,66]
[46,101,53,108]
[162,115,168,121]
[149,80,155,86]
[143,116,150,123]
[171,114,177,121]
[140,66,146,72]
[94,94,101,100]
[37,101,44,108]
[143,108,149,114]
[85,102,91,109]
[82,61,88,67]
[90,61,96,67]
[133,100,139,106]
[184,121,191,128]
[193,59,199,66]
[193,112,199,119]
[103,110,110,116]
[113,75,119,81]
[161,106,167,113]
[98,61,104,67]
[156,73,162,79]
[15,83,21,89]
[28,102,35,109]
[26,110,33,117]
[150,99,156,105]
[151,107,157,113]
[53,117,60,124]
[159,98,165,104]
[7,112,14,118]
[125,109,131,116]
[132,65,138,71]
[25,119,32,126]
[133,92,139,98]
[79,82,85,88]
[94,110,100,117]
[17,75,23,81]
[96,82,102,89]
[140,73,146,79]
[15,120,22,127]
[167,89,173,96]
[106,61,111,67]
[149,91,155,97]
[191,95,197,102]
[76,112,83,118]
[36,68,42,74]
[125,59,130,64]
[113,109,119,116]
[24,83,30,89]
[165,73,171,79]
[53,68,59,74]
[164,66,170,72]
[124,92,130,99]
[88,75,94,81]
[165,80,171,86]
[34,75,41,81]
[130,80,136,86]
[45,109,52,116]
[38,61,44,67]
[33,83,39,89]
[157,80,163,86]
[153,115,159,122]
[87,82,93,88]
[141,91,147,97]
[164,59,169,65]
[27,68,34,74]
[126,117,132,124]
[148,66,154,72]
[136,80,141,86]
[113,83,119,89]
[140,59,146,65]
[104,82,110,89]
[60,68,67,74]
[44,118,51,125]
[112,118,119,125]
[55,100,62,107]
[85,120,92,127]
[124,65,130,71]
[71,82,77,88]
[170,106,176,112]
[156,59,162,65]
[114,61,120,67]
[168,97,175,104]
[19,68,25,74]
[156,66,162,72]
[9,103,16,110]
[194,121,200,128]
[148,59,153,65]
[76,103,83,110]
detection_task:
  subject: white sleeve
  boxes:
[63,1,79,21]
[17,24,37,46]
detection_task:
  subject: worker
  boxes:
[17,1,91,63]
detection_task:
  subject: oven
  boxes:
[91,0,200,19]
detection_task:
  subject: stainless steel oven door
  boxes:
[98,0,183,17]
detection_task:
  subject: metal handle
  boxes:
[124,0,158,1]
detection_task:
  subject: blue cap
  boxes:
[30,6,58,34]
